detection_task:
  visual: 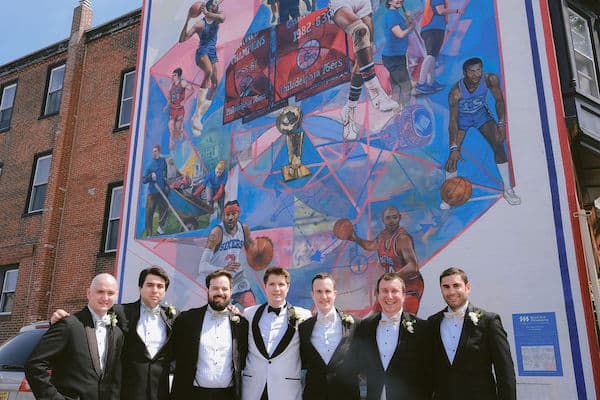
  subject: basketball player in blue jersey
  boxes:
[442,57,521,208]
[179,0,225,136]
[331,0,400,141]
[198,200,258,308]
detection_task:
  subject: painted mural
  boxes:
[132,0,517,314]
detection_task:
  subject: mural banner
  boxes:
[117,0,598,397]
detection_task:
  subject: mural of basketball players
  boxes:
[179,0,225,136]
[382,0,415,109]
[417,0,462,94]
[163,68,192,151]
[198,200,258,308]
[192,159,227,216]
[442,57,521,208]
[331,0,399,141]
[337,206,424,314]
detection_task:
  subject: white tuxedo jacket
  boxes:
[242,303,312,400]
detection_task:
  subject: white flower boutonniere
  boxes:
[108,312,118,327]
[166,304,177,318]
[468,310,483,326]
[341,313,354,326]
[402,317,415,334]
[288,307,304,327]
[230,314,241,324]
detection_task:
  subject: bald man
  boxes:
[25,273,125,400]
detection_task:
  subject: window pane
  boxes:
[568,9,599,98]
[0,292,14,313]
[123,72,135,99]
[119,98,132,127]
[45,90,62,115]
[0,109,12,130]
[106,220,119,251]
[48,65,65,93]
[0,84,16,111]
[109,187,123,219]
[33,156,51,186]
[3,270,17,292]
[30,184,47,212]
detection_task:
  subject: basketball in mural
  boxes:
[440,176,473,206]
[333,218,355,240]
[188,2,203,17]
[247,236,274,271]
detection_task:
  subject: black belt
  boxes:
[192,386,235,399]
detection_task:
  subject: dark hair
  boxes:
[206,269,233,289]
[224,200,240,208]
[462,57,483,74]
[152,144,161,151]
[375,272,405,294]
[173,67,183,77]
[311,272,336,290]
[138,266,170,289]
[439,267,469,284]
[263,266,290,285]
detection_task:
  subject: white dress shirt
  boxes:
[136,302,167,359]
[259,304,290,356]
[440,302,468,364]
[376,310,402,400]
[310,308,342,364]
[88,307,108,371]
[195,305,234,388]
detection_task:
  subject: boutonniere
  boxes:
[288,307,304,327]
[401,316,415,334]
[108,312,118,327]
[163,303,177,318]
[468,310,482,326]
[341,312,354,326]
[230,313,241,324]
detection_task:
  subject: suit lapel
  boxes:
[82,308,102,377]
[230,315,239,372]
[328,310,350,366]
[191,307,207,365]
[367,313,385,372]
[303,316,327,366]
[270,303,297,359]
[387,312,406,369]
[103,324,117,378]
[453,304,475,365]
[251,304,269,359]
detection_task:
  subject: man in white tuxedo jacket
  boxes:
[242,266,312,400]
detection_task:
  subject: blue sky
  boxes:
[1,0,142,66]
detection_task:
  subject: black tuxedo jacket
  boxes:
[427,304,516,400]
[113,300,176,400]
[170,305,249,400]
[353,311,429,400]
[25,307,124,400]
[298,311,360,400]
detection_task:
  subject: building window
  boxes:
[103,183,123,253]
[0,267,18,314]
[117,70,135,129]
[0,82,17,131]
[27,153,52,214]
[567,8,599,99]
[43,64,65,116]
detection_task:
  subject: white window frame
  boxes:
[44,64,65,116]
[117,71,135,128]
[0,82,17,131]
[567,7,600,99]
[104,185,123,252]
[28,154,52,213]
[0,268,18,315]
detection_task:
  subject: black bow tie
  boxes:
[268,305,282,316]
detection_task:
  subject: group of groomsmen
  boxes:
[24,265,516,400]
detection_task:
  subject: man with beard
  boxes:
[171,269,249,400]
[339,206,424,314]
[198,200,258,308]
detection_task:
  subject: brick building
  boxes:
[0,1,139,341]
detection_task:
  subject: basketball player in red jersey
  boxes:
[347,205,424,314]
[163,68,192,151]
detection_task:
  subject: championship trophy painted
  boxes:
[276,106,311,182]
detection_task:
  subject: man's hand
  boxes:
[50,309,70,325]
[151,172,157,182]
[445,149,463,173]
[224,261,241,272]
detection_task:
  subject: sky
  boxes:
[0,0,143,66]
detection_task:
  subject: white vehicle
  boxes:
[0,322,48,400]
